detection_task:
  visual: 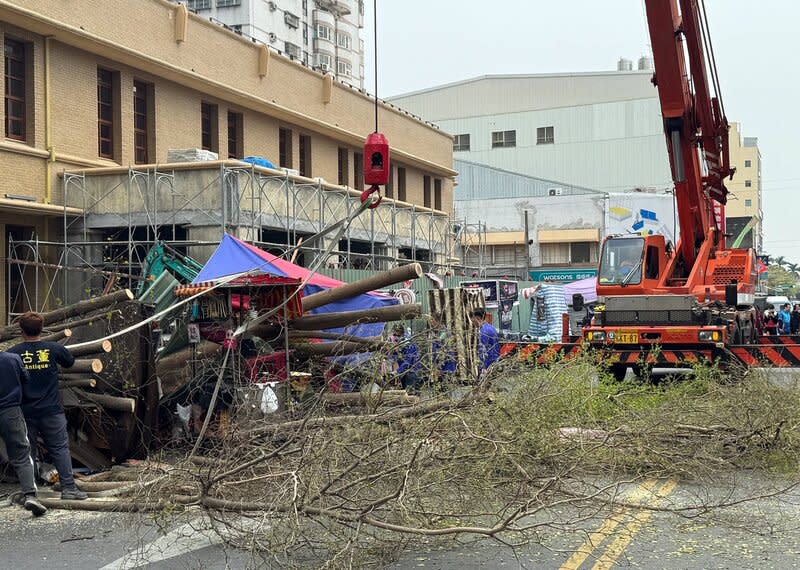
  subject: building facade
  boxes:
[388,71,674,194]
[390,71,762,256]
[0,0,454,318]
[725,122,763,252]
[455,160,676,282]
[183,0,365,88]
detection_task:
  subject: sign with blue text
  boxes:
[529,268,598,283]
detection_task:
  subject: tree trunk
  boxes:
[0,289,133,341]
[60,378,97,389]
[291,340,382,357]
[155,340,222,372]
[287,330,383,345]
[321,392,419,406]
[66,339,112,358]
[64,340,111,357]
[254,304,421,339]
[72,388,136,413]
[301,263,422,311]
[69,359,104,374]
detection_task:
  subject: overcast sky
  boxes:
[363,1,798,260]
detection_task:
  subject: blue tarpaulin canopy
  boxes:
[193,234,396,337]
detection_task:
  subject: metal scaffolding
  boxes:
[7,162,476,319]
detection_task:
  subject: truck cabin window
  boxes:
[599,237,645,285]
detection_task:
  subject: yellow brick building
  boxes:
[725,122,762,251]
[0,0,456,317]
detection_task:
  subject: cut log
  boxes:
[42,329,72,342]
[322,392,419,406]
[44,311,122,333]
[302,263,422,311]
[253,304,421,339]
[292,341,378,357]
[39,289,134,325]
[287,331,383,346]
[67,339,112,358]
[156,340,222,372]
[73,389,136,413]
[0,290,133,341]
[60,378,97,389]
[69,359,104,374]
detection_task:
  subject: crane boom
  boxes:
[644,0,734,270]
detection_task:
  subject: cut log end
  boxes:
[63,328,72,338]
[91,359,103,373]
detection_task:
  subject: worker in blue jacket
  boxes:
[472,308,500,371]
[388,324,420,392]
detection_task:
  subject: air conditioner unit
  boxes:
[268,32,277,42]
[319,63,330,72]
[548,188,563,196]
[268,1,277,11]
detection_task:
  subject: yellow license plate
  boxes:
[616,331,639,344]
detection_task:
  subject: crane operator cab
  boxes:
[597,234,668,295]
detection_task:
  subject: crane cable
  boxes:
[373,0,379,133]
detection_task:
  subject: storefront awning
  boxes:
[538,228,599,243]
[462,231,526,246]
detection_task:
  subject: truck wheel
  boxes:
[609,364,627,382]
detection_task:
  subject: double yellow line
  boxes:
[559,478,679,570]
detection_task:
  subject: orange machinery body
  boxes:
[596,230,756,303]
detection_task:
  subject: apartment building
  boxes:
[0,0,454,317]
[182,0,365,88]
[725,123,762,251]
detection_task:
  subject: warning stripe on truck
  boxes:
[501,340,800,369]
[500,343,710,367]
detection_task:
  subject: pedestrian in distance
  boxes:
[9,312,87,500]
[472,308,500,371]
[778,303,792,335]
[764,305,779,336]
[791,304,800,335]
[0,351,47,516]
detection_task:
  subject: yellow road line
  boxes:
[590,478,679,570]
[558,478,660,570]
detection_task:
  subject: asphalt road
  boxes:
[2,367,800,569]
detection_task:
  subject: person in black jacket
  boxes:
[792,304,800,335]
[9,312,86,500]
[0,351,47,516]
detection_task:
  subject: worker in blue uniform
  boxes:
[472,308,499,371]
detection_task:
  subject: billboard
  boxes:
[606,193,678,244]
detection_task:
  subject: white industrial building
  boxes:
[184,0,365,87]
[455,160,677,281]
[389,68,672,194]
